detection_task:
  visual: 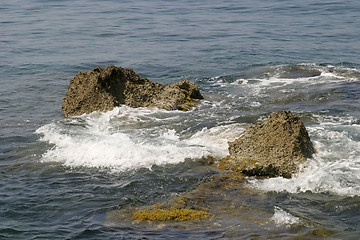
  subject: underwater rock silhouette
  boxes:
[279,66,321,78]
[62,65,203,118]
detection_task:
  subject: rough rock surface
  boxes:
[62,66,203,118]
[219,111,314,178]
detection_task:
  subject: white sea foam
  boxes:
[271,207,300,228]
[206,66,346,109]
[211,64,357,92]
[36,106,244,172]
[186,123,245,158]
[248,115,360,197]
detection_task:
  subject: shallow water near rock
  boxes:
[1,0,360,239]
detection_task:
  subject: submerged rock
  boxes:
[62,66,203,118]
[279,66,321,78]
[219,111,314,178]
[125,172,246,222]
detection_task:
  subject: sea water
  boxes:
[1,0,360,239]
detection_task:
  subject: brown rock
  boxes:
[62,66,203,117]
[219,111,314,178]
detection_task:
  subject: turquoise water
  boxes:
[1,0,360,239]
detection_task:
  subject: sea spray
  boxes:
[271,207,300,228]
[36,106,245,172]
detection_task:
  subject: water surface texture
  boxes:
[1,0,360,239]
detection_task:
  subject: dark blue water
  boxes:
[1,0,360,239]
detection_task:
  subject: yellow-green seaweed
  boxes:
[133,208,211,221]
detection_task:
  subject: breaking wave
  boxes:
[36,106,245,172]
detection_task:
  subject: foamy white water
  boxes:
[36,106,245,172]
[271,207,300,228]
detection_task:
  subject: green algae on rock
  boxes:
[62,65,203,118]
[219,111,314,178]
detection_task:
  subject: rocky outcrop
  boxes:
[219,111,314,178]
[62,66,203,118]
